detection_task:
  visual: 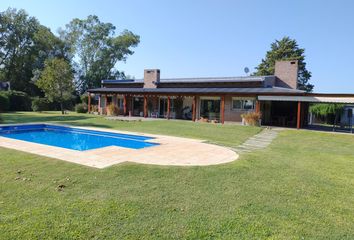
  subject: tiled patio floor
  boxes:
[0,125,238,168]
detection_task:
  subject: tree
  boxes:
[59,15,140,93]
[254,37,313,92]
[0,8,68,95]
[35,58,74,114]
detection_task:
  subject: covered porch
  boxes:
[88,93,199,121]
[86,87,304,125]
[259,95,354,130]
[86,91,237,124]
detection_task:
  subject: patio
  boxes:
[0,124,238,168]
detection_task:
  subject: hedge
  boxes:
[0,93,9,112]
[31,97,51,112]
[1,90,32,111]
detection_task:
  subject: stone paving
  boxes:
[233,128,279,153]
[0,125,238,168]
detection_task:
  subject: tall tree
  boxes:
[254,37,313,92]
[35,58,74,114]
[0,8,68,95]
[59,15,140,93]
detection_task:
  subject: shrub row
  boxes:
[0,94,10,112]
[0,91,32,111]
[0,90,90,113]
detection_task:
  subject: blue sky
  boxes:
[1,0,354,93]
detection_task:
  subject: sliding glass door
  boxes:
[199,97,220,121]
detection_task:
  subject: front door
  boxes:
[199,98,221,121]
[132,97,144,116]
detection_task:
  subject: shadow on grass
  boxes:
[3,113,97,124]
[62,121,116,129]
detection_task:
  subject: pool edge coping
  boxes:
[0,122,238,168]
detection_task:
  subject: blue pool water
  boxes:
[0,124,158,151]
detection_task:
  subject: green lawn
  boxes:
[1,112,354,239]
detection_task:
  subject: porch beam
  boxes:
[220,96,225,124]
[167,97,171,119]
[144,95,148,118]
[192,96,196,121]
[297,101,301,129]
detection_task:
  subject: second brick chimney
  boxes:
[274,60,298,89]
[144,69,160,88]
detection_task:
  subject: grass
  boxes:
[1,112,354,239]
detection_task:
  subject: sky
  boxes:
[1,0,354,93]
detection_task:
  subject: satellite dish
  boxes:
[244,67,250,75]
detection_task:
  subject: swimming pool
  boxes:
[0,124,158,151]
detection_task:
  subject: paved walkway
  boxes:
[233,128,279,153]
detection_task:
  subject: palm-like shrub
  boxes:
[241,112,262,126]
[106,104,119,116]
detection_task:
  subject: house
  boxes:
[87,60,354,129]
[0,82,10,91]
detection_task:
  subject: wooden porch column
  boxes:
[104,94,108,114]
[167,97,171,119]
[87,92,91,113]
[98,94,101,113]
[297,101,301,129]
[123,95,127,116]
[220,96,225,124]
[114,94,118,107]
[255,100,261,113]
[144,95,148,118]
[192,96,196,122]
[130,95,134,117]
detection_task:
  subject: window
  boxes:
[243,100,255,110]
[117,98,124,108]
[232,98,255,110]
[232,100,242,109]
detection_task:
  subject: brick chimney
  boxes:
[144,69,160,88]
[274,60,298,89]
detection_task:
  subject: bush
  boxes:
[310,103,344,116]
[1,90,31,111]
[0,93,10,112]
[75,103,88,113]
[31,97,51,112]
[241,111,262,126]
[90,105,98,113]
[80,94,88,104]
[106,104,119,116]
